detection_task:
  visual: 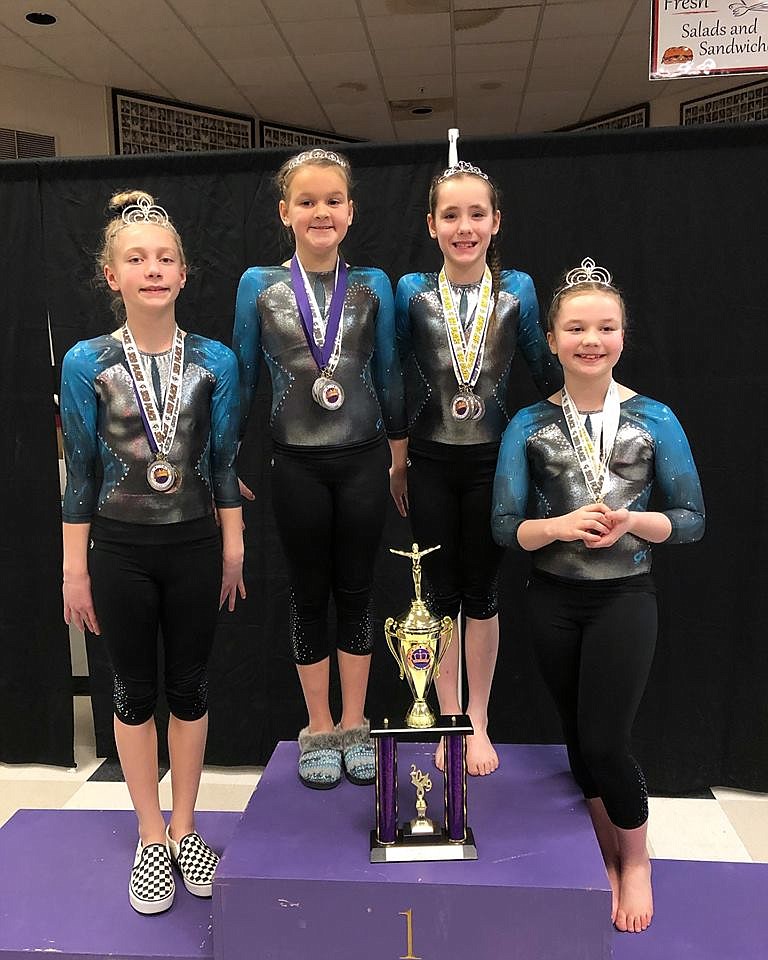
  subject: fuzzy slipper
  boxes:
[298,727,343,790]
[338,720,376,786]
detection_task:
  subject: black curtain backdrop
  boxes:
[0,171,74,765]
[3,123,767,792]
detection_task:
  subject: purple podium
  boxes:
[0,809,239,960]
[213,742,613,960]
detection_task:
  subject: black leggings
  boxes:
[526,571,657,830]
[89,517,221,725]
[271,439,390,665]
[408,443,504,620]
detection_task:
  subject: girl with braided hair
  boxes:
[393,153,561,776]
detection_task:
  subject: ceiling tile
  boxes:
[311,78,383,105]
[456,0,539,8]
[541,0,634,39]
[361,0,448,14]
[193,23,287,60]
[168,0,270,28]
[531,34,615,70]
[163,82,255,115]
[383,73,452,101]
[393,115,453,141]
[254,97,330,131]
[526,62,603,94]
[297,50,378,81]
[456,103,523,136]
[30,33,161,88]
[517,89,591,131]
[454,6,540,45]
[279,18,369,55]
[223,55,306,87]
[456,41,533,73]
[375,45,450,76]
[624,0,651,35]
[366,13,450,49]
[268,0,359,21]
[0,0,100,37]
[239,79,316,108]
[0,35,72,76]
[65,0,183,34]
[456,69,527,98]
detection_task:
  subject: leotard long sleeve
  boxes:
[61,333,240,524]
[492,395,705,579]
[233,265,406,447]
[395,270,562,446]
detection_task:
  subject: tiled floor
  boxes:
[1,696,765,865]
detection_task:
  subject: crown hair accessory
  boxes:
[437,160,489,183]
[285,148,350,173]
[120,196,170,227]
[563,257,613,289]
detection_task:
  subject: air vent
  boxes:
[0,127,56,159]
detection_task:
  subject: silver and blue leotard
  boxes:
[492,394,706,579]
[395,270,562,446]
[394,269,562,620]
[232,264,405,665]
[61,332,241,525]
[233,265,406,447]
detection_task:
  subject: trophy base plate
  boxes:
[370,827,477,863]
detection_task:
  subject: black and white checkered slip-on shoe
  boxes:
[129,841,175,915]
[166,826,219,897]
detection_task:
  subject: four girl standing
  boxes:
[233,150,406,790]
[61,148,703,933]
[61,191,244,914]
[394,160,561,775]
[492,258,705,931]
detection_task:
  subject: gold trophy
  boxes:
[384,543,453,728]
[405,764,437,837]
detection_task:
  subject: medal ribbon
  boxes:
[438,267,493,389]
[122,324,184,459]
[291,255,348,375]
[560,380,621,502]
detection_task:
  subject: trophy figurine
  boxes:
[370,543,477,862]
[384,543,452,728]
[405,764,437,837]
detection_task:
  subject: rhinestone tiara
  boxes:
[285,148,350,172]
[562,257,613,289]
[120,196,170,227]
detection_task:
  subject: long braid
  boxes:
[488,234,502,333]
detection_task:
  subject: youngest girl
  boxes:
[492,258,704,932]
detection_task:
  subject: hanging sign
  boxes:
[651,1,768,80]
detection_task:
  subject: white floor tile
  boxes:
[648,797,752,862]
[63,781,135,810]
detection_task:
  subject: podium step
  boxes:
[214,741,612,960]
[0,808,239,960]
[613,858,768,960]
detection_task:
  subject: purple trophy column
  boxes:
[375,735,397,844]
[444,734,467,842]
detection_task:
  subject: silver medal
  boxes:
[450,390,475,422]
[146,456,178,493]
[312,376,345,411]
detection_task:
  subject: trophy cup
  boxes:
[370,544,477,862]
[384,543,452,728]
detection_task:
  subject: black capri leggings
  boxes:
[526,571,657,830]
[270,438,390,665]
[89,516,221,725]
[408,441,504,621]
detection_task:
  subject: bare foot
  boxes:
[615,861,653,933]
[434,737,445,771]
[605,861,620,924]
[466,729,499,776]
